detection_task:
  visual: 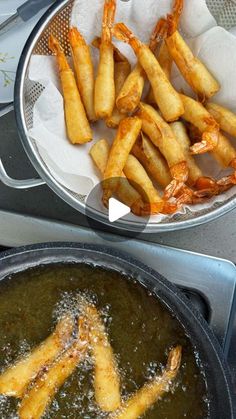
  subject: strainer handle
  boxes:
[0,103,45,189]
[0,159,45,189]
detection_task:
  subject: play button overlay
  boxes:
[85,177,150,242]
[108,198,130,223]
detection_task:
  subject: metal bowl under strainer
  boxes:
[2,0,236,233]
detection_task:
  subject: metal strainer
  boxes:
[1,0,236,233]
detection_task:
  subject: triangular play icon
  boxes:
[108,198,131,223]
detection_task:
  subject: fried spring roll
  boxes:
[18,317,89,419]
[146,41,173,105]
[83,303,121,412]
[115,17,167,115]
[113,23,184,122]
[89,139,143,210]
[146,16,174,104]
[190,126,236,190]
[132,134,171,188]
[180,94,220,154]
[170,122,203,186]
[103,117,142,205]
[110,346,182,419]
[163,0,219,100]
[158,42,173,79]
[166,28,220,100]
[137,103,188,197]
[48,35,92,144]
[93,37,131,127]
[90,139,110,175]
[0,314,74,398]
[116,63,145,114]
[94,0,116,119]
[213,133,236,188]
[69,27,96,122]
[123,155,164,212]
[106,49,131,128]
[206,102,236,138]
[212,133,236,168]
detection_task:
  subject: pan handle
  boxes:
[0,159,45,189]
[0,102,45,189]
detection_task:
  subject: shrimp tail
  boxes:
[190,125,219,155]
[48,34,62,54]
[92,36,101,49]
[132,200,179,216]
[164,161,188,199]
[102,0,116,43]
[149,18,168,53]
[174,186,210,205]
[68,27,87,47]
[162,201,179,215]
[164,179,184,200]
[48,34,70,72]
[195,176,218,192]
[167,0,184,36]
[92,36,129,63]
[113,23,141,54]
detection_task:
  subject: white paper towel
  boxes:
[28,0,236,219]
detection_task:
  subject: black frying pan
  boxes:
[0,242,233,418]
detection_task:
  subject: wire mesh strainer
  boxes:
[3,0,236,232]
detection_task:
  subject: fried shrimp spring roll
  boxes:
[69,27,96,122]
[113,23,184,122]
[106,47,131,128]
[93,37,131,127]
[171,122,218,195]
[115,17,167,115]
[170,122,203,186]
[180,94,220,154]
[18,317,89,419]
[213,133,236,187]
[89,140,143,211]
[146,39,173,105]
[103,117,142,206]
[123,155,164,214]
[206,102,236,138]
[116,63,145,115]
[158,42,173,80]
[137,103,188,198]
[146,0,182,105]
[189,126,236,192]
[146,16,174,105]
[83,303,121,412]
[90,138,110,175]
[132,134,171,188]
[48,35,92,145]
[0,314,74,398]
[90,140,176,216]
[94,0,116,119]
[165,1,220,100]
[110,346,182,419]
[212,133,236,168]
